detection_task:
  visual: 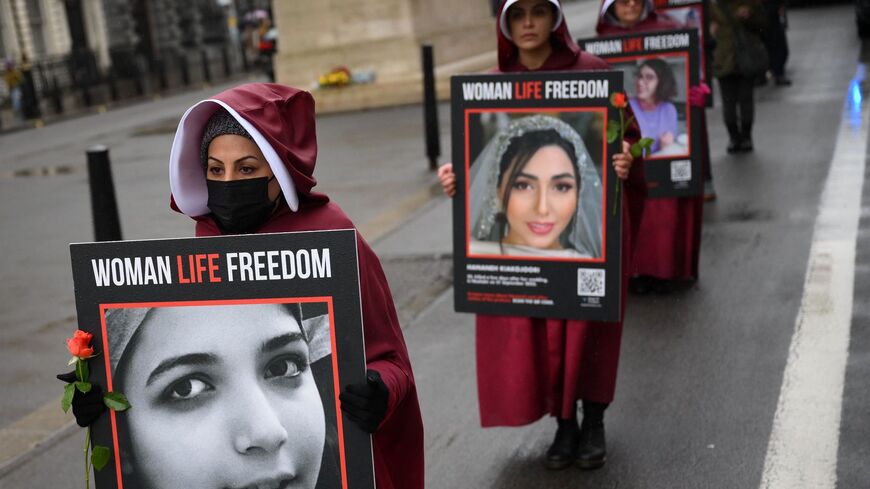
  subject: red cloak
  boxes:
[596,0,705,281]
[476,0,646,426]
[169,84,424,489]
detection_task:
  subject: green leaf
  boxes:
[638,137,655,149]
[61,383,75,413]
[91,445,111,471]
[630,143,644,159]
[75,381,92,393]
[104,392,131,411]
[606,121,620,143]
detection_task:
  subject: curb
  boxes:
[0,398,77,478]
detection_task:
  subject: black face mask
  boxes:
[206,176,278,234]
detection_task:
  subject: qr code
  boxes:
[577,268,606,297]
[670,160,692,182]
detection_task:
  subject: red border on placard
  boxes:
[99,296,347,489]
[463,107,609,263]
[607,51,693,160]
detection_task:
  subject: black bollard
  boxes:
[239,41,249,72]
[107,68,119,102]
[179,53,191,86]
[157,58,168,91]
[201,49,212,84]
[222,46,231,77]
[86,146,123,242]
[51,76,63,114]
[421,44,441,171]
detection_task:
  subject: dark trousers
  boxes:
[718,74,755,140]
[764,7,789,76]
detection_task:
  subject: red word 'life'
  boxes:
[623,38,643,52]
[515,81,542,100]
[177,254,222,283]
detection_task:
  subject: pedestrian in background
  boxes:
[711,0,767,153]
[439,0,645,471]
[3,59,23,122]
[597,0,706,292]
[762,0,791,86]
[18,55,41,122]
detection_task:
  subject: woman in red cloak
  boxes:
[597,0,707,292]
[167,83,424,489]
[438,0,645,471]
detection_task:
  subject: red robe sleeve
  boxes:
[620,104,648,256]
[356,236,425,489]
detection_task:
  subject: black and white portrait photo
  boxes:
[103,300,343,489]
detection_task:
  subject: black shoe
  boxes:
[652,278,674,294]
[727,139,741,154]
[774,76,792,86]
[630,276,653,295]
[545,420,581,470]
[577,423,607,470]
[738,136,754,152]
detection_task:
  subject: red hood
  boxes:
[169,83,328,218]
[496,0,585,72]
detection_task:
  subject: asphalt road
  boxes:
[1,2,868,488]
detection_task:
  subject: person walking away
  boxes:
[711,0,767,153]
[4,59,23,123]
[762,0,790,86]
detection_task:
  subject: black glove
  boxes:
[57,371,107,427]
[339,369,389,433]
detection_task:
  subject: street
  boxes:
[1,2,869,488]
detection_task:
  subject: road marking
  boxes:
[759,65,869,488]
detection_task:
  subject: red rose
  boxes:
[610,92,628,109]
[67,330,94,359]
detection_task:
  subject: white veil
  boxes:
[468,115,603,258]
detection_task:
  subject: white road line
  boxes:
[760,65,869,488]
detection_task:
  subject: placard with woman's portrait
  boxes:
[451,71,624,322]
[652,0,714,107]
[578,29,702,197]
[69,230,374,489]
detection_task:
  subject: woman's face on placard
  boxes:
[500,145,578,250]
[120,304,325,489]
[613,0,644,26]
[635,64,659,103]
[507,0,556,52]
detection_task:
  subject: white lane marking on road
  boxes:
[760,65,869,489]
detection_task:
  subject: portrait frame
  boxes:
[69,230,375,489]
[578,29,703,197]
[652,0,714,107]
[450,71,624,322]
